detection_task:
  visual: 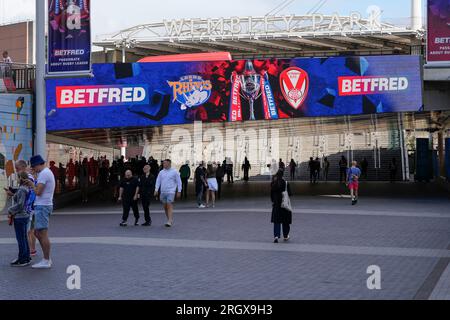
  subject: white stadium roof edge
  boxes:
[94,13,425,59]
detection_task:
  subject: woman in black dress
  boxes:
[270,169,292,243]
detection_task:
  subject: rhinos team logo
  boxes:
[279,67,309,110]
[167,75,212,110]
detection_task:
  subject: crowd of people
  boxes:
[4,152,369,268]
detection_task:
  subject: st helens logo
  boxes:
[279,67,309,110]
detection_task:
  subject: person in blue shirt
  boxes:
[346,161,361,205]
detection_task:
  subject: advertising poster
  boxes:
[48,0,91,74]
[46,55,423,131]
[427,0,450,64]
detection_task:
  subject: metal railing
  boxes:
[0,62,35,91]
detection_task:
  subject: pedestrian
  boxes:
[98,161,109,199]
[58,163,66,193]
[206,162,218,208]
[389,158,397,182]
[2,50,13,63]
[241,157,251,182]
[270,169,292,243]
[109,160,120,201]
[226,158,234,183]
[139,165,155,226]
[360,157,368,180]
[194,161,207,208]
[28,155,56,269]
[289,159,297,181]
[154,159,182,227]
[7,172,33,267]
[118,170,140,227]
[346,161,361,205]
[4,160,37,258]
[79,158,89,203]
[339,156,348,183]
[179,161,191,200]
[66,159,75,189]
[216,163,225,199]
[308,157,316,184]
[323,157,330,181]
[279,158,285,172]
[314,157,321,181]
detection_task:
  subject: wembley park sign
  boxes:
[162,7,393,39]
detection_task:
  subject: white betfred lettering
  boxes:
[370,78,379,92]
[341,79,352,93]
[74,89,86,104]
[133,87,146,102]
[398,77,408,90]
[108,88,121,103]
[60,90,74,105]
[389,78,398,91]
[98,88,109,103]
[85,88,98,104]
[122,87,133,102]
[352,79,361,92]
[379,78,389,91]
[361,78,372,91]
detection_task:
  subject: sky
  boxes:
[0,0,417,40]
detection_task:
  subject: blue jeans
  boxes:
[274,223,290,239]
[14,217,30,262]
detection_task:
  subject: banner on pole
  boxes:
[427,0,450,64]
[47,0,92,74]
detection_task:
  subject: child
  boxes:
[346,161,361,205]
[8,172,32,267]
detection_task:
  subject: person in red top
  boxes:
[66,159,76,189]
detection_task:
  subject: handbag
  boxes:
[281,181,292,212]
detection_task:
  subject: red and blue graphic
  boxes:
[427,0,450,63]
[45,55,423,131]
[48,0,91,73]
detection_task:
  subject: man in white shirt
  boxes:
[154,159,182,227]
[28,155,56,269]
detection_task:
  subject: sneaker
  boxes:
[31,259,52,269]
[11,260,31,267]
[273,238,279,243]
[141,222,151,226]
[30,250,37,257]
[198,204,206,208]
[283,236,290,242]
[10,258,19,264]
[119,221,127,227]
[165,221,172,227]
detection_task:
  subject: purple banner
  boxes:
[48,0,91,74]
[427,0,450,63]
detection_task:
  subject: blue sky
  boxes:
[0,0,419,38]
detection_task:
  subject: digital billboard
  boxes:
[45,55,423,131]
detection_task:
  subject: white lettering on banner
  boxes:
[57,86,147,107]
[435,37,450,44]
[339,77,409,96]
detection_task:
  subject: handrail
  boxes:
[0,62,35,91]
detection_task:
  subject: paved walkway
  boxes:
[0,195,449,300]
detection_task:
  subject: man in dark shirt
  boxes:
[194,162,207,208]
[179,161,191,200]
[118,170,140,227]
[139,165,155,226]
